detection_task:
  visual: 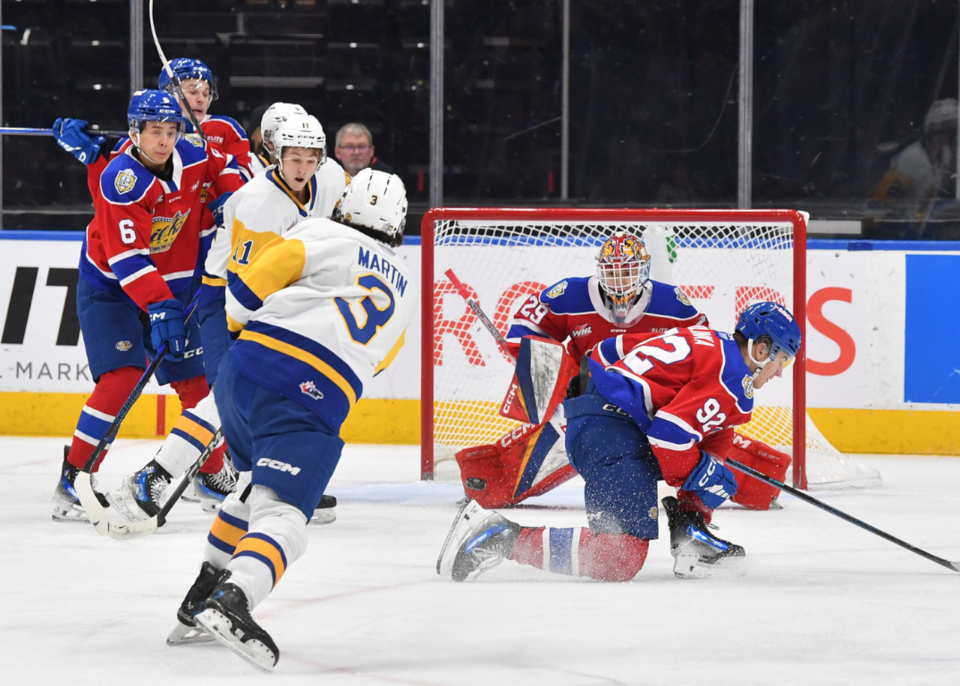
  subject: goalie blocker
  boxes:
[456,336,791,510]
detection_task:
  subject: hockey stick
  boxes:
[444,268,516,364]
[149,0,207,141]
[76,428,222,541]
[74,297,199,536]
[726,458,960,573]
[0,127,127,138]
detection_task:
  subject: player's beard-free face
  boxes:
[752,351,790,390]
[176,79,212,122]
[280,148,322,196]
[135,122,178,169]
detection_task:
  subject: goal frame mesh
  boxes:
[420,207,809,488]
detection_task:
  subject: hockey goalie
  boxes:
[454,231,791,511]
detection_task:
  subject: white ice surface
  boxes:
[2,437,959,685]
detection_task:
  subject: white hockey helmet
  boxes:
[274,113,326,176]
[924,98,958,135]
[260,102,308,156]
[334,168,408,246]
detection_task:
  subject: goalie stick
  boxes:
[149,0,207,142]
[75,428,222,541]
[444,268,516,364]
[727,458,960,573]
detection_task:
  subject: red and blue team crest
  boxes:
[300,380,324,400]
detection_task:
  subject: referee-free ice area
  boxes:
[2,436,958,685]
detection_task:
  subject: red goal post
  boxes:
[420,207,812,487]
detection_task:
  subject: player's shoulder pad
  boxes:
[538,276,593,313]
[647,280,700,318]
[175,135,211,164]
[100,154,154,204]
[207,115,249,141]
[717,334,754,413]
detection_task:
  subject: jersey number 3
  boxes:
[335,274,395,345]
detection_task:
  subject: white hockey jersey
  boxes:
[225,218,417,430]
[203,158,351,285]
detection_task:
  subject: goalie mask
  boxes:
[596,231,651,325]
[261,102,308,159]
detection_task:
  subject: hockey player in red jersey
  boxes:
[51,90,243,523]
[438,302,802,582]
[456,231,707,508]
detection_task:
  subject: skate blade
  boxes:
[195,609,277,673]
[167,621,215,646]
[51,498,90,523]
[105,489,151,523]
[673,553,747,580]
[437,499,488,577]
[309,508,336,526]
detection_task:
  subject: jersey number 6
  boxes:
[335,273,396,345]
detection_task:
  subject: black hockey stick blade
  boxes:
[726,458,960,573]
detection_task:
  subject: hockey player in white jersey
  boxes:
[167,169,415,671]
[109,113,344,520]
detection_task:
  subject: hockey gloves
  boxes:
[53,118,106,166]
[148,299,187,361]
[207,192,233,229]
[682,451,739,510]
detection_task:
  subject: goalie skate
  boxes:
[662,496,747,579]
[195,580,279,672]
[436,499,520,582]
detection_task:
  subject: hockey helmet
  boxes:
[334,168,408,247]
[596,231,651,325]
[127,89,184,134]
[158,58,218,101]
[261,103,308,156]
[274,114,327,175]
[735,301,802,368]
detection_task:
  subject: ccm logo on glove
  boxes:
[257,458,301,476]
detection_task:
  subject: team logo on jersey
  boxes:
[546,280,568,299]
[150,211,190,254]
[300,380,324,400]
[571,324,593,338]
[675,287,692,307]
[114,169,138,195]
[115,340,133,352]
[648,506,659,520]
[742,374,755,399]
[184,133,204,147]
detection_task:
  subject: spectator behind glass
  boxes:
[335,123,394,177]
[867,98,960,238]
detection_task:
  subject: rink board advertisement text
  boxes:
[0,233,958,453]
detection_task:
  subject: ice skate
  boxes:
[194,578,279,672]
[167,561,225,646]
[437,499,521,582]
[52,449,110,523]
[310,494,337,525]
[107,459,172,522]
[662,496,746,579]
[194,457,238,513]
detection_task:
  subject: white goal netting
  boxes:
[427,211,880,490]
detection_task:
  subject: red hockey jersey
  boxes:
[80,137,243,311]
[588,326,755,486]
[506,276,707,363]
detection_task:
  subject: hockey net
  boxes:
[420,208,880,491]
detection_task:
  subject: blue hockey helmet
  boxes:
[158,58,218,101]
[736,301,802,365]
[127,89,184,133]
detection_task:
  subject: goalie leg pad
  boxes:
[509,526,649,582]
[728,434,791,510]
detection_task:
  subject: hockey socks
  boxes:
[66,366,144,470]
[509,527,649,582]
[167,378,225,475]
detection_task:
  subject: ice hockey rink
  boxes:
[3,437,959,684]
